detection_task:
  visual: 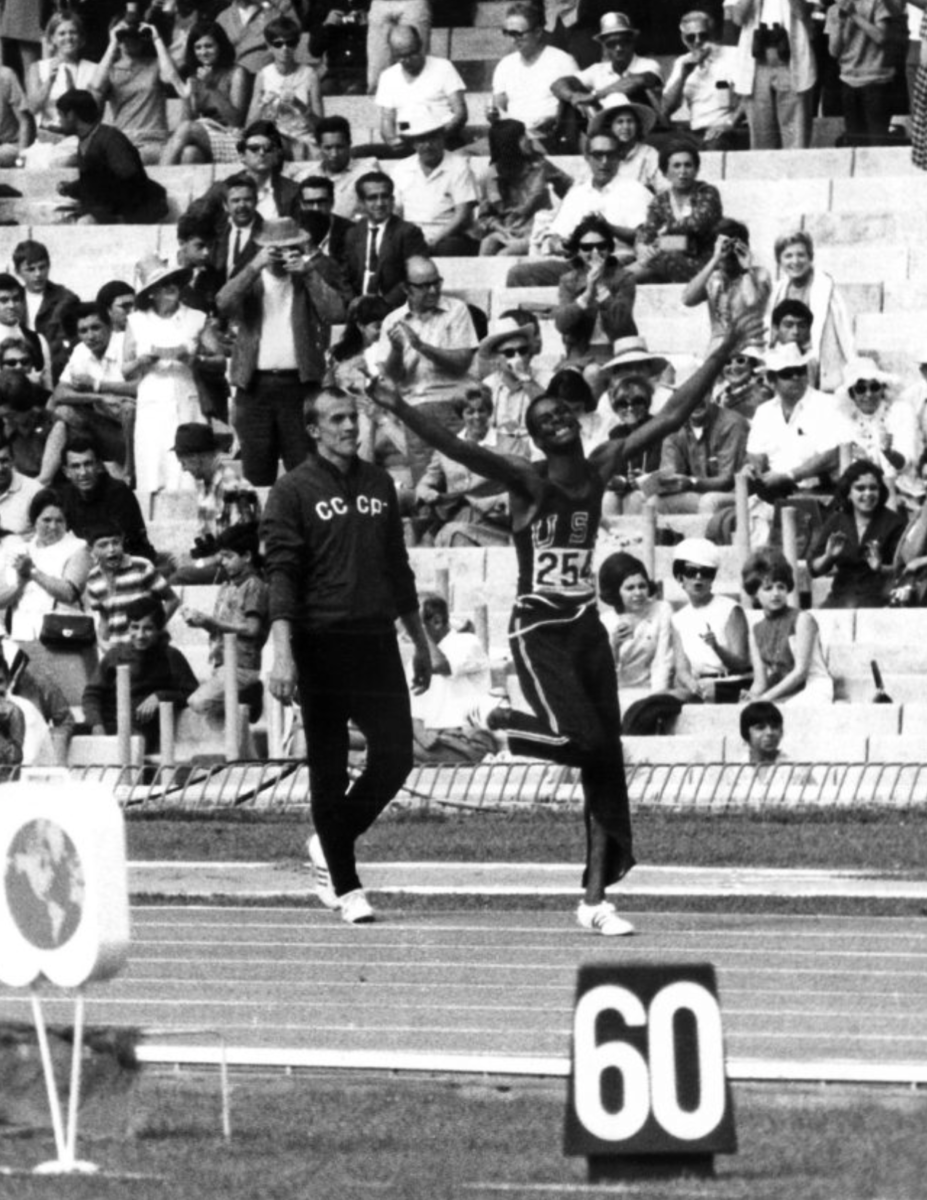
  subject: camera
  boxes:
[190,533,218,560]
[751,23,790,64]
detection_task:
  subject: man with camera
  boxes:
[730,0,817,148]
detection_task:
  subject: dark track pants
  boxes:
[294,626,413,896]
[508,604,635,887]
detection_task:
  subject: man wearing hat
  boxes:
[663,11,745,149]
[480,316,544,458]
[491,1,580,145]
[390,104,479,256]
[375,24,467,150]
[216,215,347,487]
[601,335,674,410]
[552,12,663,122]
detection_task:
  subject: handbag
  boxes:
[39,612,96,649]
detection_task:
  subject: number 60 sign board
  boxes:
[564,963,736,1160]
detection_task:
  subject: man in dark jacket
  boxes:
[59,435,158,563]
[54,89,168,225]
[262,387,431,925]
[343,170,428,311]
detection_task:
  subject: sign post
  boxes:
[564,962,737,1182]
[0,781,130,1174]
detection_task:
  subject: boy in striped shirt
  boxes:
[85,520,179,649]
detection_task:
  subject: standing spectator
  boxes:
[59,435,157,565]
[491,2,580,147]
[90,12,186,164]
[367,0,432,93]
[216,0,301,79]
[343,171,428,309]
[124,257,224,498]
[391,105,479,256]
[160,20,249,165]
[208,172,264,284]
[0,433,41,536]
[45,302,137,484]
[731,0,817,149]
[375,24,467,150]
[655,391,749,513]
[663,9,745,150]
[0,275,52,391]
[310,115,381,219]
[246,15,323,161]
[84,523,179,649]
[262,387,432,924]
[826,0,900,144]
[54,89,169,224]
[25,11,98,161]
[12,240,79,384]
[0,56,35,167]
[682,219,772,350]
[216,217,347,486]
[630,141,723,284]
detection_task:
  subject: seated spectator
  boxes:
[476,119,572,257]
[600,374,664,515]
[0,658,25,767]
[0,488,92,642]
[391,105,479,256]
[409,593,497,764]
[0,432,42,535]
[552,12,664,133]
[654,391,749,514]
[682,219,772,351]
[0,368,54,481]
[46,302,137,485]
[90,11,186,164]
[160,20,248,165]
[82,595,198,753]
[295,176,354,266]
[506,130,652,287]
[375,24,467,150]
[630,140,722,284]
[491,2,580,150]
[246,15,322,161]
[55,89,169,224]
[25,11,97,163]
[670,536,751,701]
[586,98,663,192]
[742,546,832,704]
[480,317,544,459]
[125,257,224,498]
[554,215,638,365]
[327,296,391,397]
[193,122,300,230]
[12,240,79,385]
[343,171,428,310]
[713,346,773,419]
[372,255,477,480]
[662,10,745,151]
[598,551,674,708]
[730,0,816,150]
[834,357,917,500]
[768,232,855,393]
[809,459,907,609]
[84,521,179,649]
[216,0,301,79]
[0,57,35,167]
[599,336,673,411]
[0,274,53,391]
[825,0,897,145]
[367,0,433,93]
[415,386,512,548]
[59,435,157,564]
[183,522,268,721]
[739,699,785,765]
[310,115,381,219]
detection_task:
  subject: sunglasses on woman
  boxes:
[680,565,717,580]
[852,381,884,394]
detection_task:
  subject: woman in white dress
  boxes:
[123,257,224,498]
[598,551,674,708]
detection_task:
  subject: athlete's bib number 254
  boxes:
[533,548,592,594]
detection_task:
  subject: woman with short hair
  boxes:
[630,140,722,283]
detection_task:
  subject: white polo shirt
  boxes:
[492,45,579,130]
[392,150,478,243]
[747,388,841,482]
[548,174,652,240]
[665,44,739,131]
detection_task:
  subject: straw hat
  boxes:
[763,342,814,375]
[602,336,669,377]
[480,316,533,356]
[594,12,638,42]
[254,217,311,248]
[588,95,657,139]
[134,256,192,304]
[674,537,720,570]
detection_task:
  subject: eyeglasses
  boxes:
[578,241,609,252]
[502,27,531,38]
[613,396,649,410]
[408,278,442,290]
[270,38,299,48]
[679,565,717,580]
[774,367,806,380]
[2,357,32,368]
[244,142,276,154]
[852,380,884,394]
[500,346,529,358]
[588,149,620,159]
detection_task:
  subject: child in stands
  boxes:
[85,521,179,649]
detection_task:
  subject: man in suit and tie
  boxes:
[211,172,264,285]
[343,170,428,312]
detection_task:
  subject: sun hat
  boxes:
[480,316,533,357]
[594,12,638,42]
[134,256,192,305]
[254,217,311,248]
[602,336,669,377]
[762,342,814,375]
[839,355,894,394]
[588,95,657,139]
[674,537,720,570]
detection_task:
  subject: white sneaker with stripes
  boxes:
[307,834,339,910]
[576,900,634,937]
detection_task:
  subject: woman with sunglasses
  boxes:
[246,17,322,161]
[630,139,722,284]
[586,97,662,192]
[670,536,751,701]
[834,357,917,504]
[554,215,638,371]
[161,21,248,165]
[809,459,907,609]
[767,231,855,392]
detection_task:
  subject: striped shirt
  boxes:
[85,555,173,646]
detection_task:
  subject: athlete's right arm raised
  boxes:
[369,379,545,502]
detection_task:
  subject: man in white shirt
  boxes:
[305,115,379,220]
[491,1,580,148]
[375,24,467,149]
[391,105,479,256]
[552,11,663,125]
[663,11,746,149]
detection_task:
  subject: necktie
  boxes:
[231,227,242,273]
[365,225,379,293]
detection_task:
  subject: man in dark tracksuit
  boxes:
[262,387,431,925]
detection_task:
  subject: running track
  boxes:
[2,906,926,1078]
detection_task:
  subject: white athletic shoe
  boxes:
[307,834,339,910]
[576,900,634,937]
[340,888,376,925]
